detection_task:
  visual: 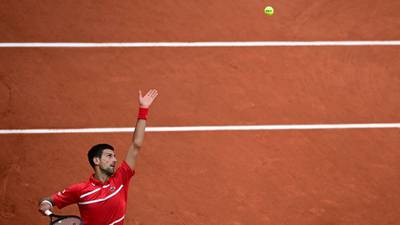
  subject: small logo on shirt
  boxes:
[110,186,116,191]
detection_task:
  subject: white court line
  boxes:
[0,123,399,134]
[1,41,400,47]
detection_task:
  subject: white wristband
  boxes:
[41,200,53,207]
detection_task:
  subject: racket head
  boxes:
[46,210,82,225]
[50,215,82,225]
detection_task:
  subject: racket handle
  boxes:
[44,210,53,216]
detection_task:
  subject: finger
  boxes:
[150,89,158,98]
[145,90,153,97]
[149,89,157,96]
[139,90,142,98]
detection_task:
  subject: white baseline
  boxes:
[0,123,399,134]
[0,41,400,48]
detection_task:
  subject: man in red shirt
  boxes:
[38,89,158,225]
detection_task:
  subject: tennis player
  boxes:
[38,89,158,225]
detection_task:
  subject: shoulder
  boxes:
[70,181,90,189]
[115,161,135,174]
[112,161,135,182]
[61,181,91,195]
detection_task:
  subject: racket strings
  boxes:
[52,217,82,225]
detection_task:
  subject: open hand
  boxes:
[139,89,158,108]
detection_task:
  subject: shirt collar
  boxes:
[89,174,110,186]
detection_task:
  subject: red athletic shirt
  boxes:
[51,161,135,225]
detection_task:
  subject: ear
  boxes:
[93,157,100,166]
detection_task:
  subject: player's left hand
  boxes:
[139,89,158,108]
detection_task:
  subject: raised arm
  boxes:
[125,89,158,170]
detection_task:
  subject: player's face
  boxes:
[99,149,117,176]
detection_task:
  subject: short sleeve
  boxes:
[114,161,135,185]
[51,184,80,209]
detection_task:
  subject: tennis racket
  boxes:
[44,210,82,225]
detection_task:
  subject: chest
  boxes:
[78,180,127,209]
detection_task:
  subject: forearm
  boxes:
[125,109,149,169]
[132,119,146,148]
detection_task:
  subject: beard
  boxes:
[100,165,114,177]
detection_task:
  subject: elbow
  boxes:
[133,142,143,150]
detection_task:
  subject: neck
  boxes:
[94,169,111,183]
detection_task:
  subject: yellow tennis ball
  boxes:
[264,6,274,16]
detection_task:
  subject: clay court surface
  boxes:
[1,1,400,225]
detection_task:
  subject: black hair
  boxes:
[87,143,114,169]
